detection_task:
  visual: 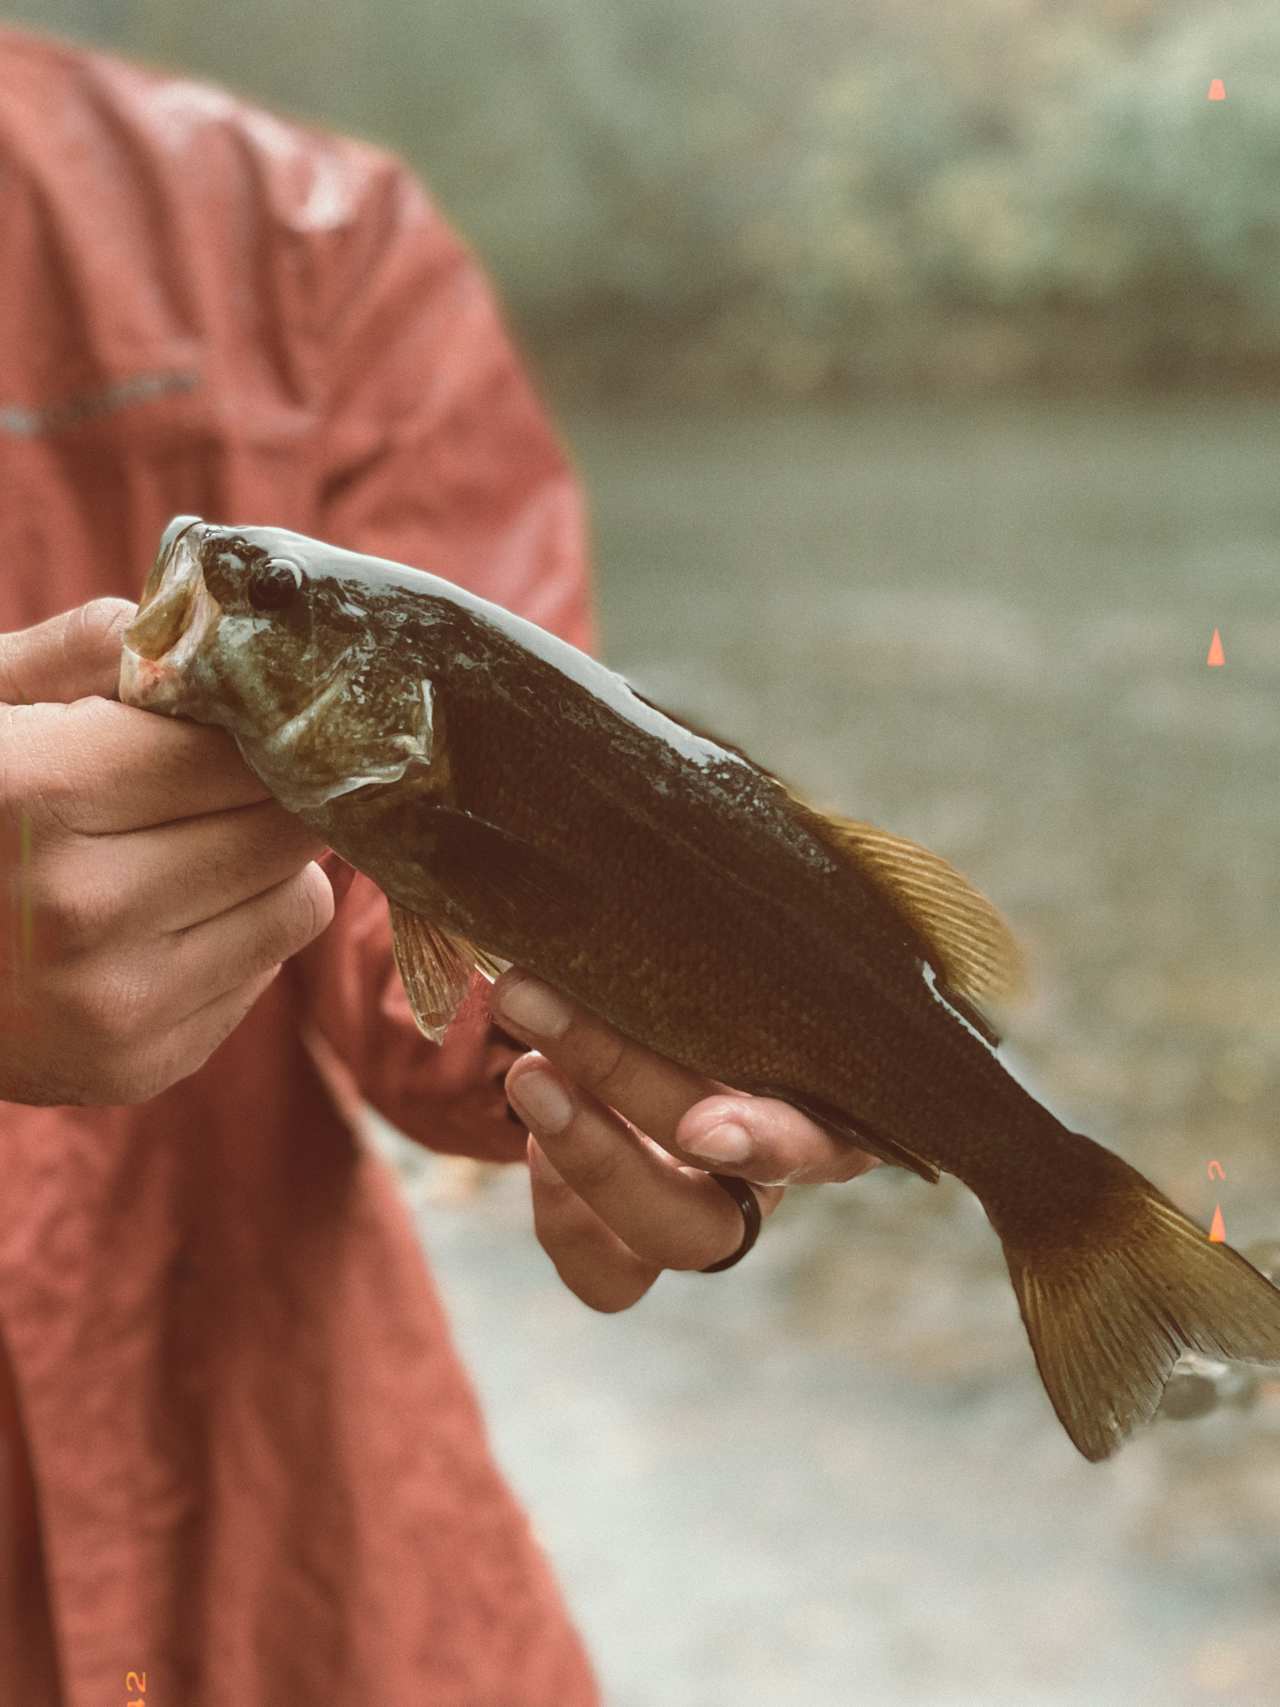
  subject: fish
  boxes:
[118,514,1280,1463]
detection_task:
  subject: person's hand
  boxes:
[0,598,339,1106]
[490,969,881,1309]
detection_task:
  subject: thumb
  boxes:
[0,598,138,706]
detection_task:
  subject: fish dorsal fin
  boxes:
[796,799,1029,1007]
[627,683,1028,1009]
[388,900,508,1044]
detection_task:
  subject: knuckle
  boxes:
[86,1061,163,1108]
[28,779,76,839]
[77,968,154,1049]
[533,1195,603,1261]
[570,1024,636,1103]
[640,1228,698,1270]
[669,1236,728,1274]
[0,728,67,833]
[562,1140,626,1197]
[43,868,115,951]
[30,950,209,1106]
[544,1246,641,1314]
[9,705,109,836]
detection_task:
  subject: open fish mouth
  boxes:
[119,516,222,708]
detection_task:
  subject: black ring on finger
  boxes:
[699,1173,763,1273]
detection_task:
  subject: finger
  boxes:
[527,1137,663,1312]
[505,1054,784,1271]
[27,801,331,950]
[491,970,718,1147]
[98,962,285,1107]
[147,861,335,1020]
[7,698,275,836]
[0,598,137,706]
[675,1091,883,1185]
[491,970,882,1186]
[132,801,332,934]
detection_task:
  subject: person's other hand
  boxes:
[490,969,881,1310]
[0,598,338,1106]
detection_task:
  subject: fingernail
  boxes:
[507,1068,573,1134]
[527,1139,564,1184]
[683,1121,751,1164]
[494,975,571,1040]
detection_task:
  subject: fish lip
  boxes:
[119,518,221,706]
[136,514,202,610]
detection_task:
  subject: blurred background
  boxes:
[13,2,1280,1702]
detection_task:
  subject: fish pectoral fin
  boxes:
[791,800,1030,1013]
[754,1085,941,1184]
[470,945,514,982]
[388,901,488,1045]
[388,808,577,1042]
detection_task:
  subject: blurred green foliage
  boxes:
[11,0,1280,396]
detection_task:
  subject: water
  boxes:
[376,398,1280,1706]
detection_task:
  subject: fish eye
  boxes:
[247,558,305,612]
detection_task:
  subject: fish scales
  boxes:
[401,608,1031,1182]
[117,515,1280,1464]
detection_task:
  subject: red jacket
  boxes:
[0,26,599,1706]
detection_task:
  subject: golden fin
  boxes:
[388,902,475,1044]
[626,685,1027,1010]
[470,945,513,983]
[991,1131,1280,1461]
[388,901,510,1044]
[795,802,1029,1008]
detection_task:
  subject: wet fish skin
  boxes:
[118,516,1280,1463]
[119,522,1014,1176]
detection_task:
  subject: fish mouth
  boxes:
[118,516,223,708]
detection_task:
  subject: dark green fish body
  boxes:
[120,516,1280,1462]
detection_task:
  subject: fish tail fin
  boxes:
[985,1129,1280,1462]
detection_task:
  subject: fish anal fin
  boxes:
[755,1085,940,1184]
[388,802,580,1040]
[794,802,1030,1008]
[990,1130,1280,1461]
[388,901,494,1045]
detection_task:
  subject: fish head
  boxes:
[119,516,440,817]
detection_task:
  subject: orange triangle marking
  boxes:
[1208,79,1226,101]
[1209,1203,1226,1242]
[1206,628,1225,666]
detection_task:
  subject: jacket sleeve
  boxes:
[288,151,596,1158]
